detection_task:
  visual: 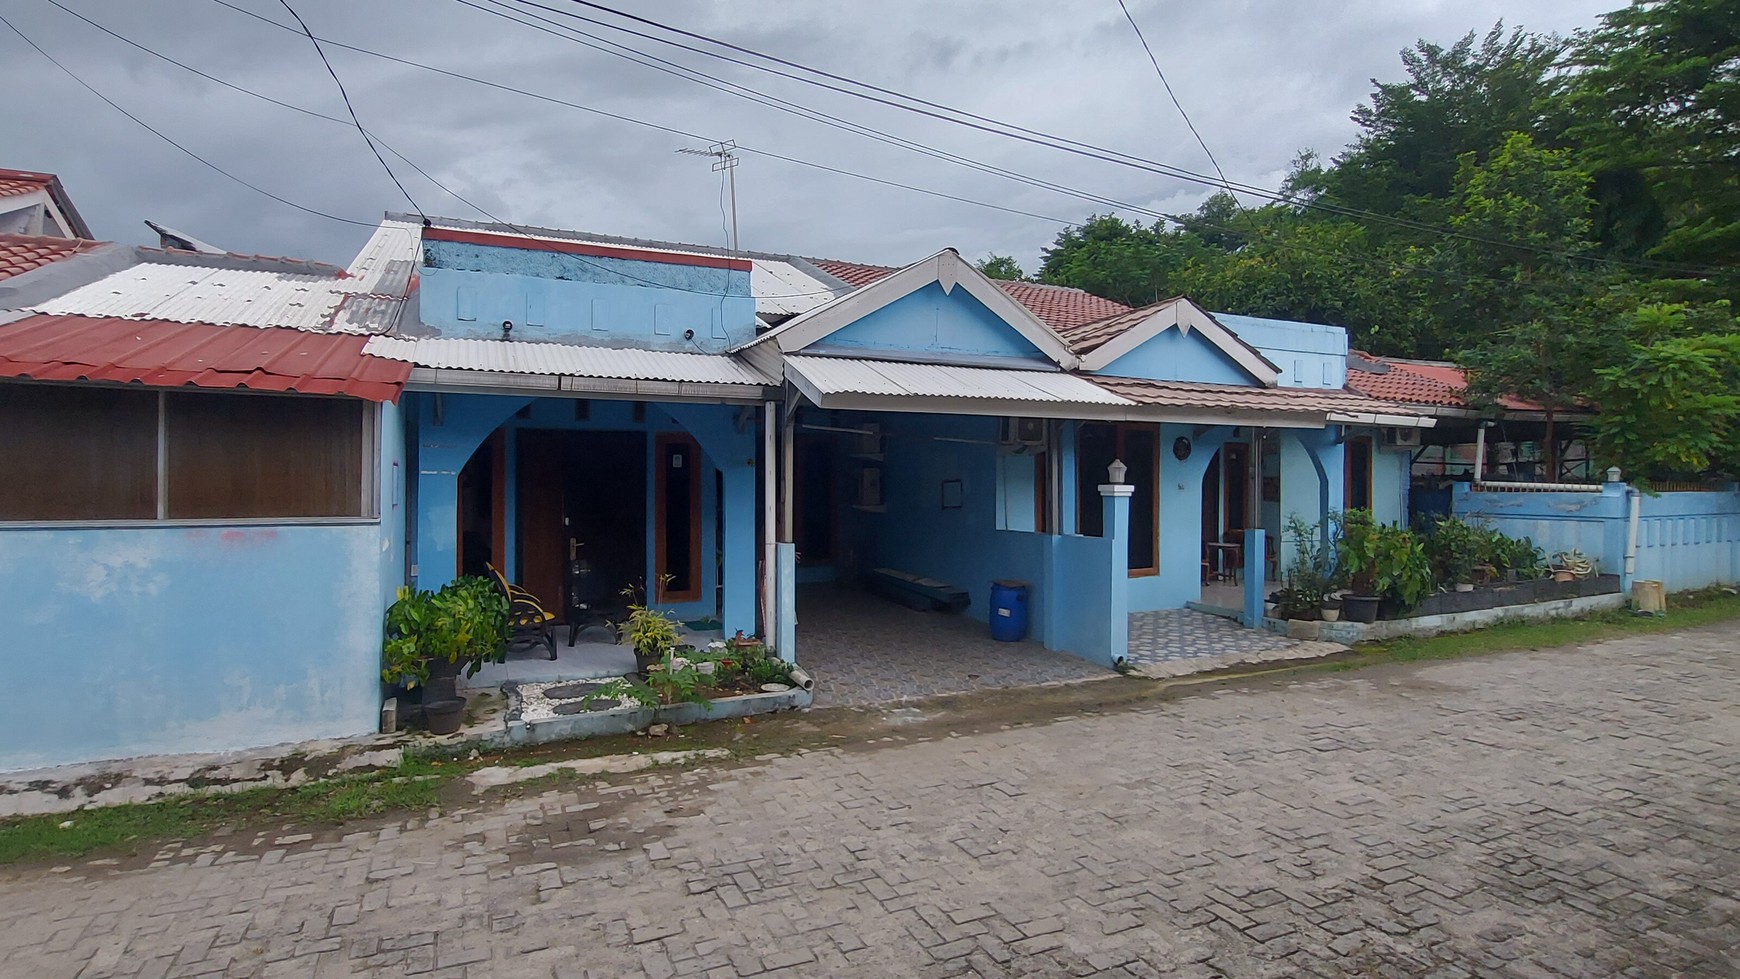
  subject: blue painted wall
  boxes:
[1278,428,1345,571]
[1128,425,1236,611]
[1214,312,1348,389]
[1373,441,1410,528]
[808,282,1050,363]
[408,392,757,636]
[1454,483,1740,591]
[1097,329,1254,385]
[419,239,756,350]
[0,399,404,772]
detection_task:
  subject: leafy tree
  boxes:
[1326,25,1565,223]
[1037,214,1210,306]
[1559,0,1740,269]
[974,254,1026,280]
[1589,305,1740,482]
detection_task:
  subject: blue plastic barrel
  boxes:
[988,580,1030,642]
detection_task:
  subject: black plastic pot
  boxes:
[1342,594,1381,623]
[423,697,466,735]
[425,656,461,704]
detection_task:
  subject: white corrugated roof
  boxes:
[364,336,775,386]
[346,219,421,295]
[785,355,1133,405]
[29,263,350,330]
[752,260,840,317]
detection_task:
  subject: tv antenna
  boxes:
[678,140,739,252]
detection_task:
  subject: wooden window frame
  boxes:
[654,432,704,603]
[0,382,378,527]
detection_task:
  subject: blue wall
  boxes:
[1214,312,1348,389]
[0,400,404,772]
[1373,440,1410,528]
[809,282,1050,362]
[1097,329,1253,385]
[1127,425,1236,611]
[419,240,756,350]
[1278,428,1345,571]
[1454,482,1740,591]
[408,392,757,635]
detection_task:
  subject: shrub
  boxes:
[1336,510,1433,609]
[381,577,510,687]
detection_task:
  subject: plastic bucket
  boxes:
[988,580,1030,642]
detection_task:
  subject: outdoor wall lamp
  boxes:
[1108,458,1128,484]
[501,319,514,339]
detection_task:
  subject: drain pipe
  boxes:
[1622,471,1641,589]
[1473,422,1488,484]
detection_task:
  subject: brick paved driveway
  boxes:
[4,626,1737,977]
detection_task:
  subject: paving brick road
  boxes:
[4,626,1737,978]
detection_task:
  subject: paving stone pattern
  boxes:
[799,587,1110,706]
[4,627,1738,977]
[1125,609,1301,665]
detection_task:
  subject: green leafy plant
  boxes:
[743,654,792,687]
[381,577,510,687]
[644,648,711,707]
[1277,512,1338,619]
[1426,516,1481,584]
[1337,510,1434,609]
[590,676,658,710]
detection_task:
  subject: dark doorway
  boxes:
[795,433,836,567]
[1223,442,1251,531]
[1345,436,1373,512]
[457,431,504,578]
[1075,422,1158,574]
[518,430,647,622]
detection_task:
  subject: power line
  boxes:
[273,0,425,220]
[0,11,374,228]
[516,0,1733,279]
[1113,0,1233,197]
[200,0,1064,229]
[197,0,1629,298]
[40,0,484,222]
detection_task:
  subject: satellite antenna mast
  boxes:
[678,140,739,252]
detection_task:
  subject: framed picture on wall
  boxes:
[940,479,964,509]
[1262,476,1281,502]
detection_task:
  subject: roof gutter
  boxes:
[1326,410,1437,429]
[404,367,773,404]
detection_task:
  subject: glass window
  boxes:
[0,384,157,520]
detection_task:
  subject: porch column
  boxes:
[1242,528,1267,628]
[719,464,757,639]
[1099,479,1133,666]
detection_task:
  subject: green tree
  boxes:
[975,254,1026,280]
[1559,0,1740,269]
[1037,214,1205,306]
[1589,305,1740,482]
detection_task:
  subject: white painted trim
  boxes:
[738,250,1080,369]
[1326,411,1437,428]
[403,367,771,403]
[802,390,1335,428]
[1077,297,1281,386]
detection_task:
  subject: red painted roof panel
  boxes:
[0,314,411,402]
[1347,355,1538,411]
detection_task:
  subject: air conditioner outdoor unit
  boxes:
[852,423,885,457]
[1000,416,1046,447]
[857,467,884,508]
[1382,427,1422,449]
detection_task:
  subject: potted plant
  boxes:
[1276,513,1336,621]
[1320,596,1342,622]
[621,601,684,675]
[1427,516,1480,592]
[1337,510,1433,622]
[381,577,510,734]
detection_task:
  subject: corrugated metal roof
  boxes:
[345,218,421,296]
[1090,375,1418,416]
[0,313,410,401]
[786,355,1132,404]
[752,259,840,316]
[364,336,774,386]
[29,263,350,330]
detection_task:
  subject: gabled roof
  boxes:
[804,258,1131,333]
[737,249,1081,369]
[0,168,93,239]
[1067,297,1281,386]
[1093,375,1431,427]
[0,233,103,281]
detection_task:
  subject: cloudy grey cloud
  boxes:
[1,0,1614,272]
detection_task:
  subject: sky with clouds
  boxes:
[1,0,1618,272]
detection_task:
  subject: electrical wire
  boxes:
[1114,0,1233,196]
[40,0,484,221]
[0,11,374,227]
[273,0,425,220]
[518,0,1734,279]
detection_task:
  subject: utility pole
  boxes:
[678,140,739,252]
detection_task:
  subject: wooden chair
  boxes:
[487,564,557,660]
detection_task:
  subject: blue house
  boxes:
[0,210,1429,772]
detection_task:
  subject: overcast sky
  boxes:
[1,0,1618,273]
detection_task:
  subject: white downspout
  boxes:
[761,401,777,641]
[1624,483,1641,584]
[1473,424,1487,485]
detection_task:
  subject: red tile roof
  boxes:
[0,314,411,402]
[0,233,103,281]
[0,169,51,199]
[1092,375,1408,416]
[805,257,1134,333]
[1347,355,1538,411]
